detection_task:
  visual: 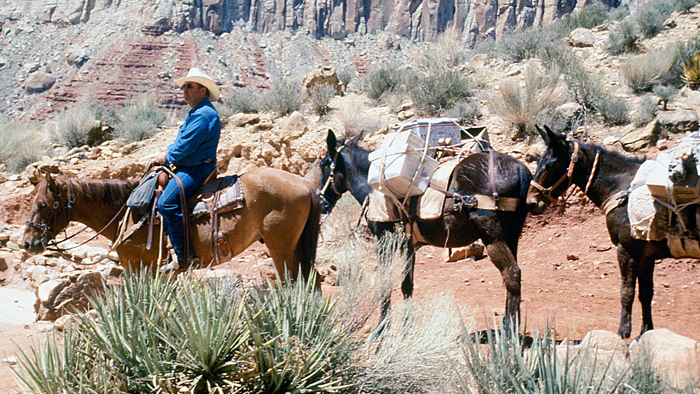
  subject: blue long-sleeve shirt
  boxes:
[166,98,221,167]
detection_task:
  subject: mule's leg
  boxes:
[484,239,521,330]
[617,246,638,338]
[400,241,415,299]
[637,257,656,335]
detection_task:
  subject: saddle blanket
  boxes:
[190,175,245,220]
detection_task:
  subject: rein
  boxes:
[26,185,128,255]
[530,141,600,206]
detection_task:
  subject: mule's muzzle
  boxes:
[526,188,548,215]
[22,237,45,254]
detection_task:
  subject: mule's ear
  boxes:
[44,172,59,193]
[326,129,338,154]
[535,125,550,146]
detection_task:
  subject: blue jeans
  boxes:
[158,163,215,263]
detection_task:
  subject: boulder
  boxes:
[569,28,596,47]
[302,66,343,99]
[657,110,699,134]
[35,271,105,321]
[630,328,700,391]
[619,120,661,152]
[24,71,56,93]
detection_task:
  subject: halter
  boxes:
[530,141,600,206]
[318,146,345,200]
[26,185,125,253]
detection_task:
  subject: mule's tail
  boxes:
[297,181,323,285]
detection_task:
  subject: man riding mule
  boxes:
[151,67,221,272]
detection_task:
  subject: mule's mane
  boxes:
[45,177,138,205]
[581,140,646,165]
[340,137,372,169]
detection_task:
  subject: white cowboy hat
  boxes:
[175,68,220,101]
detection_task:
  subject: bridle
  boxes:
[529,141,600,206]
[318,146,345,204]
[26,186,125,253]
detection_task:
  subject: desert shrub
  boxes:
[634,0,674,39]
[336,64,356,91]
[362,62,406,101]
[606,19,640,55]
[554,2,613,35]
[488,65,566,139]
[308,82,338,115]
[621,48,677,92]
[675,0,700,12]
[563,61,607,118]
[653,84,678,110]
[681,50,700,89]
[0,121,45,173]
[408,70,473,115]
[261,78,304,115]
[50,106,97,148]
[217,88,262,117]
[245,273,358,393]
[441,100,481,125]
[408,27,468,74]
[13,270,356,393]
[112,93,167,143]
[496,26,564,63]
[598,95,630,126]
[632,95,660,127]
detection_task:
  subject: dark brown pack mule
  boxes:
[318,130,533,329]
[527,125,682,339]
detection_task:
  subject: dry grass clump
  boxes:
[621,48,677,93]
[0,120,45,173]
[337,96,386,137]
[488,65,566,139]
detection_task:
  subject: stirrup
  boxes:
[159,256,179,274]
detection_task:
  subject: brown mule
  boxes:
[22,167,322,286]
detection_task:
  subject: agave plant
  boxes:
[682,52,700,89]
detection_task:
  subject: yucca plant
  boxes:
[13,270,256,393]
[456,317,629,394]
[682,52,700,89]
[245,273,357,393]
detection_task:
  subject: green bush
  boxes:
[457,319,629,394]
[246,274,357,393]
[606,19,640,55]
[112,93,167,143]
[632,95,660,127]
[0,121,45,173]
[336,64,356,91]
[597,95,630,126]
[261,78,304,115]
[634,0,674,39]
[217,88,262,117]
[496,26,564,63]
[408,70,473,115]
[554,2,613,35]
[308,82,338,115]
[362,63,406,101]
[653,84,679,110]
[51,107,97,148]
[441,100,481,125]
[621,48,677,92]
